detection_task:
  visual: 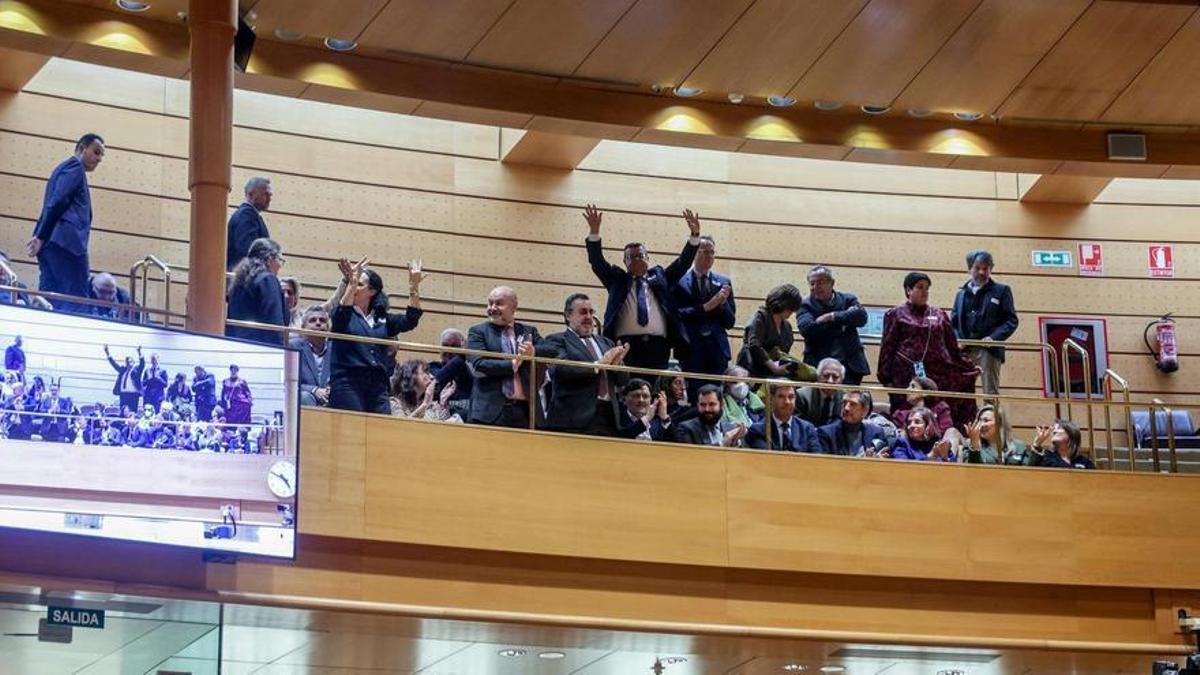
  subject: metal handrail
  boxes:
[1102,369,1134,472]
[0,259,19,305]
[0,283,187,320]
[1061,338,1094,454]
[129,255,173,325]
[1153,398,1179,474]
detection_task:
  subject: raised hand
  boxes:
[654,391,669,420]
[1032,425,1051,450]
[438,381,457,407]
[703,284,731,312]
[965,419,983,445]
[583,204,603,235]
[337,258,355,283]
[422,379,436,404]
[723,423,747,447]
[682,209,701,236]
[349,256,370,282]
[408,259,428,290]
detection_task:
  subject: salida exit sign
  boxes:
[46,606,105,629]
[1031,250,1072,268]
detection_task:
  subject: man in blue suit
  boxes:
[582,204,700,374]
[819,390,889,457]
[226,176,273,270]
[745,385,822,453]
[26,133,105,315]
[673,236,735,400]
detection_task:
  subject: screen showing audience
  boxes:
[0,304,299,559]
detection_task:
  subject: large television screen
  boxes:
[0,304,299,559]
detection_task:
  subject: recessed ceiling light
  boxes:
[115,0,151,11]
[813,100,841,111]
[767,95,796,107]
[663,657,688,664]
[673,86,702,97]
[497,649,526,657]
[323,37,357,52]
[274,28,305,41]
[954,111,983,121]
[819,668,846,674]
[937,671,966,675]
[728,93,744,104]
[783,666,808,672]
[538,652,566,660]
[861,105,890,115]
[907,107,932,118]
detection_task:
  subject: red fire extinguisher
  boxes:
[1145,314,1179,373]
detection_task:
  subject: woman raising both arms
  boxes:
[328,257,428,414]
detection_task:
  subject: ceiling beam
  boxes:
[1018,174,1114,204]
[499,129,601,170]
[0,45,48,91]
[6,0,1200,175]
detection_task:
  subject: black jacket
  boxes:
[539,329,626,432]
[586,236,697,355]
[951,279,1019,362]
[672,417,724,446]
[226,202,270,270]
[796,291,870,378]
[466,321,545,424]
[745,415,822,453]
[737,308,794,378]
[107,354,145,396]
[225,271,288,346]
[329,305,422,375]
[818,420,889,456]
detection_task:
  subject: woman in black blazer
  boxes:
[225,237,288,346]
[737,283,810,380]
[328,257,427,414]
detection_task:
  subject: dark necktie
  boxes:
[635,278,649,326]
[778,420,791,450]
[699,274,710,297]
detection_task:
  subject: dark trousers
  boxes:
[681,353,728,402]
[618,334,672,376]
[844,371,865,386]
[490,400,530,429]
[585,400,619,437]
[144,393,164,412]
[37,242,89,315]
[118,393,141,415]
[329,369,390,415]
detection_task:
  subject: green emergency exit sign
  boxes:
[1031,250,1072,268]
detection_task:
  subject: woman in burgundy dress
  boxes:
[878,272,978,430]
[220,364,253,425]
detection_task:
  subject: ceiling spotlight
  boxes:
[861,105,890,115]
[673,86,702,97]
[767,95,796,107]
[907,107,932,118]
[323,37,357,52]
[813,100,841,111]
[783,666,808,672]
[538,652,566,660]
[274,28,305,41]
[497,649,526,657]
[728,93,744,104]
[115,0,151,11]
[663,656,688,664]
[954,111,983,121]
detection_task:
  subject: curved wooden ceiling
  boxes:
[65,0,1200,126]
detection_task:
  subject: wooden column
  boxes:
[186,0,236,334]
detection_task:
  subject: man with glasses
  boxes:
[582,203,701,374]
[797,265,869,386]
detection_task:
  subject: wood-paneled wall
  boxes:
[2,59,1198,438]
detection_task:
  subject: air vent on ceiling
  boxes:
[1108,132,1146,161]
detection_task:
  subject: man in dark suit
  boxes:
[87,272,138,322]
[672,384,747,447]
[140,353,169,412]
[673,236,735,400]
[36,382,74,442]
[104,344,144,414]
[819,390,889,457]
[467,286,545,428]
[582,203,700,373]
[951,250,1019,396]
[4,335,24,377]
[746,385,822,453]
[226,176,273,270]
[539,293,631,435]
[26,133,105,315]
[290,304,332,406]
[795,357,845,427]
[615,378,674,441]
[797,265,870,385]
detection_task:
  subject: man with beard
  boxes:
[671,384,746,447]
[818,390,889,456]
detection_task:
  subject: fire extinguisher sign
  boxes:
[1078,242,1103,276]
[1149,244,1174,278]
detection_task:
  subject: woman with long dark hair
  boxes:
[328,257,427,413]
[225,238,288,346]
